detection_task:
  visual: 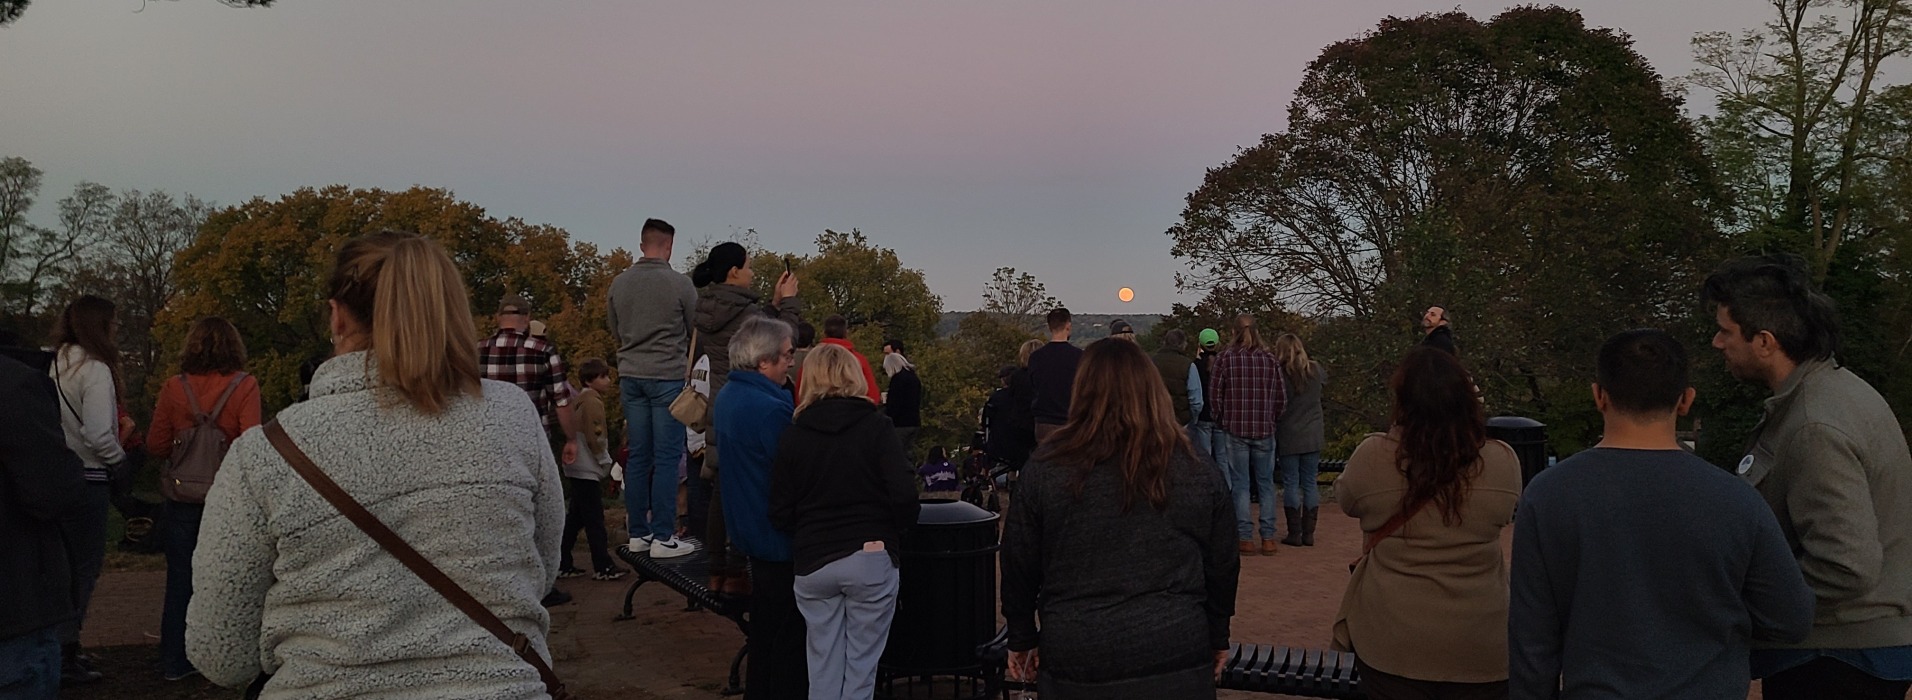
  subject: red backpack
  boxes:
[163,373,247,504]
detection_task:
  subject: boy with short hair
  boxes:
[559,359,625,581]
[1508,329,1812,699]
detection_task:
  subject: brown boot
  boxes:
[1239,540,1257,555]
[1280,507,1304,546]
[1302,507,1318,547]
[1260,538,1279,555]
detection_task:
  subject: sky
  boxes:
[0,0,1773,314]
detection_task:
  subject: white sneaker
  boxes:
[649,537,694,559]
[629,536,653,551]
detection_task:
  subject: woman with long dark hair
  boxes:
[146,317,262,681]
[693,241,800,596]
[1331,347,1520,699]
[1000,339,1238,699]
[47,294,126,684]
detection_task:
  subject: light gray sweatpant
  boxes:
[792,549,900,700]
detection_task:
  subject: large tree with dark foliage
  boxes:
[1168,7,1730,454]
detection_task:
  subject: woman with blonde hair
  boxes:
[1001,339,1238,699]
[146,316,262,681]
[1272,333,1326,546]
[769,344,920,700]
[189,231,566,700]
[1331,347,1520,699]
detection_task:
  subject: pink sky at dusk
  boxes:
[1,0,1771,314]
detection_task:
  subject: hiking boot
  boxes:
[1301,507,1319,547]
[592,567,627,581]
[650,537,694,559]
[1238,540,1257,555]
[1260,538,1280,556]
[1280,507,1305,547]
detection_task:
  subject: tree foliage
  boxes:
[1169,8,1730,455]
[0,0,272,28]
[980,266,1059,331]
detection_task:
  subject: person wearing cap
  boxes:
[1110,319,1136,342]
[480,292,579,606]
[1190,328,1226,467]
[528,319,548,338]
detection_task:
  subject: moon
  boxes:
[1117,287,1135,303]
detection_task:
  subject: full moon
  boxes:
[1117,287,1135,303]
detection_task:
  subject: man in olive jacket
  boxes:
[1704,256,1912,700]
[0,346,90,697]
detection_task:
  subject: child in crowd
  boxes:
[918,445,960,500]
[559,359,625,580]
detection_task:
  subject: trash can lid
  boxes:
[1487,416,1545,429]
[916,499,1000,526]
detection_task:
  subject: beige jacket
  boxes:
[1742,358,1912,649]
[1332,431,1521,683]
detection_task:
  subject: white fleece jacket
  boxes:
[49,345,125,480]
[187,352,565,699]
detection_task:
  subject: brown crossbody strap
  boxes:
[1348,499,1430,573]
[262,421,570,699]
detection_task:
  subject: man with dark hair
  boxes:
[607,218,699,559]
[0,351,90,698]
[1421,305,1456,355]
[1510,329,1812,699]
[881,338,904,357]
[1028,307,1082,442]
[817,315,881,404]
[1703,255,1912,700]
[1151,329,1204,451]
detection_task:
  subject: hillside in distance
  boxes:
[935,312,1164,341]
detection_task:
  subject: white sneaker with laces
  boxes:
[649,537,693,559]
[629,535,653,551]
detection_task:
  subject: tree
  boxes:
[980,266,1059,331]
[1690,0,1912,280]
[164,185,628,411]
[1168,8,1729,454]
[0,0,272,28]
[0,159,117,318]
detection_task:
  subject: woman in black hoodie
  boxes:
[769,344,920,700]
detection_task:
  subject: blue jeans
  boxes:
[0,625,60,699]
[1278,452,1321,509]
[1224,434,1278,540]
[160,500,204,678]
[1190,421,1228,483]
[621,377,687,541]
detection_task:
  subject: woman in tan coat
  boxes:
[1331,347,1520,699]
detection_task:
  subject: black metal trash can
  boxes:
[1486,416,1548,486]
[879,499,1001,699]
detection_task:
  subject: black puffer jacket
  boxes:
[0,352,90,638]
[768,396,921,576]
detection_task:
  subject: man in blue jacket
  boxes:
[0,336,91,699]
[714,316,806,699]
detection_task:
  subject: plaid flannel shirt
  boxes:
[479,328,571,433]
[1208,346,1286,441]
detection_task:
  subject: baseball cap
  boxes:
[1110,319,1134,335]
[498,292,530,315]
[528,320,547,337]
[1199,328,1220,348]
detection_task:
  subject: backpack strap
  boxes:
[206,373,248,424]
[179,375,208,423]
[261,421,570,700]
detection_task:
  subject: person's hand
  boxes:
[1214,648,1230,680]
[118,416,136,444]
[775,271,799,300]
[1007,648,1039,683]
[563,440,579,466]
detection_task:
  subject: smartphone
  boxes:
[783,255,795,274]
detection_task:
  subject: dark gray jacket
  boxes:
[607,258,698,380]
[1276,362,1325,456]
[695,283,802,399]
[1741,358,1912,650]
[0,352,89,638]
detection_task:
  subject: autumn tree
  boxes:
[1168,8,1729,454]
[980,266,1059,332]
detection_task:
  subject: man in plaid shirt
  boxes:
[481,293,578,468]
[1208,313,1287,555]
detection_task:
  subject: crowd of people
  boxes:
[0,221,1908,700]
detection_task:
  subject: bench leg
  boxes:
[721,643,747,696]
[613,578,650,622]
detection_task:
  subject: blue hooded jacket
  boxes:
[715,369,794,562]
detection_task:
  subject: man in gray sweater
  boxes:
[1509,329,1812,699]
[1704,256,1912,700]
[607,218,699,559]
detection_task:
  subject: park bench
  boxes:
[996,642,1361,698]
[612,541,749,696]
